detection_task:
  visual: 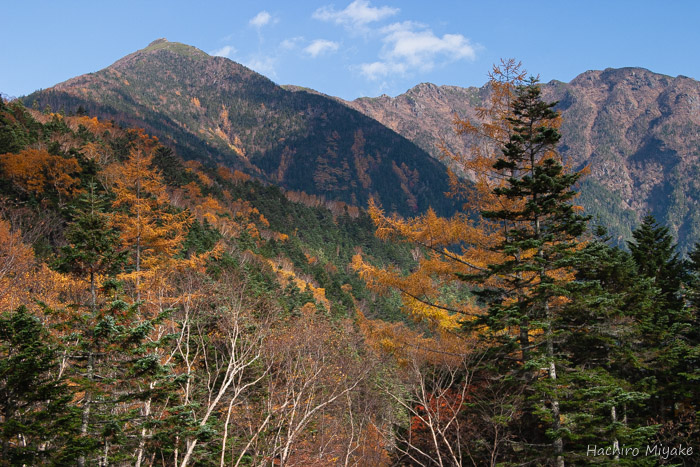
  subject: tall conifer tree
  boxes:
[558,231,657,463]
[625,219,699,448]
[0,307,81,464]
[628,214,683,311]
[469,78,588,466]
[56,182,125,310]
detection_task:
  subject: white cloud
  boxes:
[313,0,398,28]
[210,45,236,58]
[382,22,476,66]
[359,22,477,79]
[280,36,304,50]
[243,55,277,78]
[303,39,340,57]
[250,11,275,28]
[357,61,405,80]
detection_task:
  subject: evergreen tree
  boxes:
[686,242,700,311]
[0,306,81,465]
[681,243,700,415]
[61,284,176,466]
[470,78,588,466]
[628,214,683,311]
[55,181,176,465]
[557,231,657,464]
[0,100,31,154]
[626,216,696,423]
[56,182,126,310]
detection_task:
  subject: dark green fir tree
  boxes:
[0,306,81,465]
[55,182,126,311]
[53,182,176,465]
[558,229,657,464]
[628,214,683,311]
[626,217,695,421]
[468,78,588,466]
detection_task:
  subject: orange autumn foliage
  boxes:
[0,148,82,202]
[183,181,202,200]
[0,218,85,312]
[0,218,35,309]
[110,138,191,299]
[357,311,468,366]
[353,61,571,334]
[72,115,114,135]
[217,166,251,184]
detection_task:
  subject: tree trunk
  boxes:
[102,438,110,466]
[519,316,530,363]
[78,352,94,467]
[135,392,152,467]
[545,303,564,467]
[611,405,620,461]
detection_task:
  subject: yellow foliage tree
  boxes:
[357,62,590,465]
[0,217,85,313]
[0,218,35,309]
[352,60,527,333]
[0,148,82,203]
[111,135,191,303]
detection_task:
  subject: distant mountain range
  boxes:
[345,68,700,251]
[23,40,700,251]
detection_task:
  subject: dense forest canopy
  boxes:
[1,59,698,466]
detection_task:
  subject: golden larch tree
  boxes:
[352,60,528,332]
[110,133,191,304]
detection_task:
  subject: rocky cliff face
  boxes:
[348,83,484,163]
[345,68,700,251]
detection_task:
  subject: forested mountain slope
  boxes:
[0,98,425,464]
[23,39,455,217]
[24,40,700,250]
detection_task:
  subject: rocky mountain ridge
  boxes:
[345,67,700,251]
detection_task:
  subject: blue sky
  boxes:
[1,1,698,100]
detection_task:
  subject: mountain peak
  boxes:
[23,39,455,218]
[147,38,169,47]
[139,39,209,59]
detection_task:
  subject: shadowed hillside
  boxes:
[24,39,456,218]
